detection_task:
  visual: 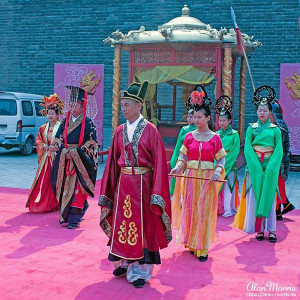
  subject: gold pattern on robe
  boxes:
[118,220,127,244]
[123,195,132,218]
[127,222,138,246]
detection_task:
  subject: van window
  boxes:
[34,101,44,117]
[22,101,33,116]
[0,99,17,116]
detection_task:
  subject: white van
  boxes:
[0,91,46,155]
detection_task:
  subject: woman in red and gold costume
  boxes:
[170,85,226,262]
[26,94,64,213]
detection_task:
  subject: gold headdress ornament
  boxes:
[252,85,276,107]
[214,95,233,115]
[40,93,64,116]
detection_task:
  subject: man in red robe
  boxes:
[99,81,172,288]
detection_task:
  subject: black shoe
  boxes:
[199,255,208,262]
[113,267,127,277]
[256,232,264,241]
[282,203,295,215]
[268,232,277,243]
[132,278,146,288]
[79,202,90,222]
[189,251,194,255]
[276,214,283,221]
[67,223,78,229]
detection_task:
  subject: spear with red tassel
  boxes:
[231,7,256,93]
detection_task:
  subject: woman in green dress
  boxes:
[234,86,283,243]
[169,109,197,195]
[215,95,240,217]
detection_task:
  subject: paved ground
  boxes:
[0,126,112,189]
[0,145,299,209]
[0,147,107,188]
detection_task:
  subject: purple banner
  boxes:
[54,63,104,146]
[280,63,300,155]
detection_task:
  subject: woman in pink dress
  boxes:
[170,86,226,262]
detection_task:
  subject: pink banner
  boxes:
[280,63,300,155]
[54,63,104,146]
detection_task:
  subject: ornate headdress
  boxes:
[120,81,149,104]
[252,85,276,107]
[64,86,98,120]
[271,99,288,132]
[272,99,284,116]
[187,85,212,110]
[40,93,64,116]
[214,95,233,115]
[63,86,98,177]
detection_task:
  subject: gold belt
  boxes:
[253,146,274,162]
[67,144,79,149]
[121,167,153,175]
[187,160,214,170]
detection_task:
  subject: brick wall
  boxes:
[1,0,299,146]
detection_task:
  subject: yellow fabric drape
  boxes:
[135,66,215,124]
[143,84,157,125]
[136,66,215,85]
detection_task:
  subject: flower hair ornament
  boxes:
[214,95,233,115]
[190,90,205,106]
[40,93,64,116]
[187,85,212,109]
[252,85,276,107]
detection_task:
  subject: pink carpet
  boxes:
[0,182,299,300]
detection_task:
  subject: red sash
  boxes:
[110,174,144,260]
[71,184,86,209]
[276,174,287,209]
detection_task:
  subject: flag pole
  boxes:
[240,41,256,93]
[231,7,256,93]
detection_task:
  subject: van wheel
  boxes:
[20,137,33,156]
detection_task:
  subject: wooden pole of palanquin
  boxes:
[223,46,233,97]
[112,44,122,134]
[217,45,233,131]
[238,56,246,142]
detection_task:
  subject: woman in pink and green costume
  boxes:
[234,86,283,243]
[215,95,240,217]
[169,109,197,195]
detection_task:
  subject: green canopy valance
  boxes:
[134,66,215,124]
[135,65,215,85]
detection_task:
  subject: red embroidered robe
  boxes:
[99,118,171,263]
